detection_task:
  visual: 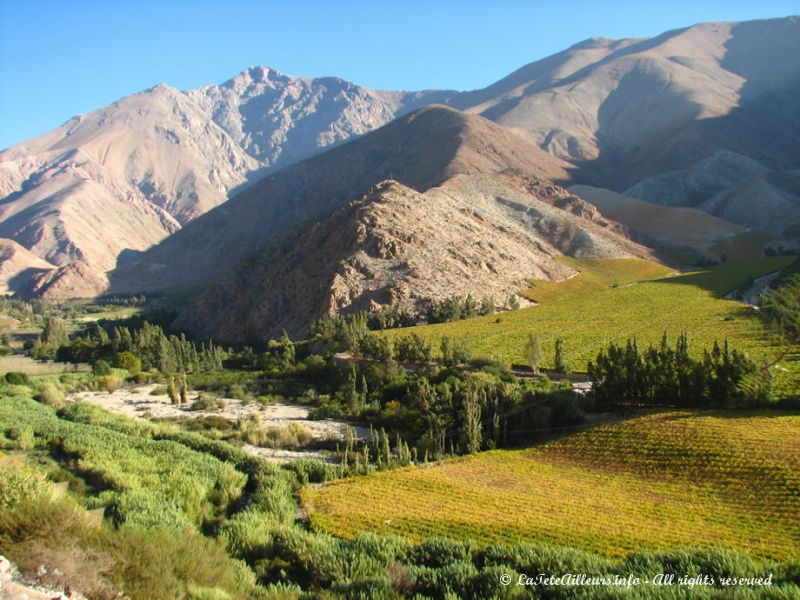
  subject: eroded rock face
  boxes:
[175,175,650,343]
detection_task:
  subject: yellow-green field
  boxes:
[388,257,798,387]
[303,411,800,560]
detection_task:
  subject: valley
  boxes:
[1,10,799,600]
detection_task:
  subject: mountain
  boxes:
[109,105,573,293]
[3,16,799,298]
[0,238,56,296]
[456,17,800,189]
[175,174,649,342]
[569,185,748,255]
[0,70,452,298]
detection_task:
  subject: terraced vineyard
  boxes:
[387,257,799,389]
[303,411,800,560]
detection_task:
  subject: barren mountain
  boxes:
[3,16,798,298]
[109,105,573,293]
[456,17,800,188]
[175,176,649,342]
[0,238,55,296]
[570,185,748,257]
[699,171,800,237]
[0,71,451,297]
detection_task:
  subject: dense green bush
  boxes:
[4,371,29,385]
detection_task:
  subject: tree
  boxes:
[554,338,566,374]
[168,377,179,405]
[763,274,800,366]
[525,333,543,375]
[508,295,520,311]
[179,373,188,405]
[41,316,68,348]
[460,383,483,454]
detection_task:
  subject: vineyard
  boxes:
[386,256,799,389]
[303,410,800,560]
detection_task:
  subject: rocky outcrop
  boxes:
[109,105,573,293]
[175,175,650,342]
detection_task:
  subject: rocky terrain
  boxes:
[1,16,798,297]
[109,105,573,293]
[569,185,749,259]
[0,71,452,298]
[175,175,649,342]
[456,18,800,187]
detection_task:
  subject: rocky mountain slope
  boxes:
[0,71,451,298]
[175,175,650,342]
[109,105,573,293]
[456,17,800,189]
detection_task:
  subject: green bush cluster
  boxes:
[588,333,772,408]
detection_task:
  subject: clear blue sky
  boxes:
[1,0,797,149]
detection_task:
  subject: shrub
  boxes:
[6,426,35,450]
[192,394,225,412]
[0,466,49,509]
[114,351,142,374]
[36,381,65,408]
[95,375,121,393]
[92,360,112,376]
[4,372,29,386]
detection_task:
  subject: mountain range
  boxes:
[1,16,798,339]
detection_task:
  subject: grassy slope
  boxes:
[386,257,798,389]
[303,411,800,560]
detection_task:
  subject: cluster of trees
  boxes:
[427,294,495,323]
[337,425,415,474]
[57,321,224,374]
[404,375,580,457]
[588,333,771,408]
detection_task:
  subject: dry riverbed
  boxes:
[68,384,362,464]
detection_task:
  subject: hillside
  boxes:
[382,256,799,392]
[457,18,800,189]
[569,184,754,259]
[0,238,55,296]
[2,17,799,298]
[175,175,648,342]
[0,71,451,298]
[109,105,574,293]
[303,411,800,559]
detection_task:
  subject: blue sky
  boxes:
[1,0,797,149]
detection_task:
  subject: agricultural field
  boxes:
[303,410,800,560]
[387,256,799,389]
[0,354,89,375]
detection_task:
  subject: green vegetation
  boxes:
[589,333,771,408]
[384,257,800,390]
[1,258,798,598]
[304,411,800,561]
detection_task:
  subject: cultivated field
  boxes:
[387,257,798,388]
[0,355,89,375]
[303,411,800,560]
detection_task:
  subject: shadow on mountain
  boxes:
[566,18,800,191]
[6,267,53,298]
